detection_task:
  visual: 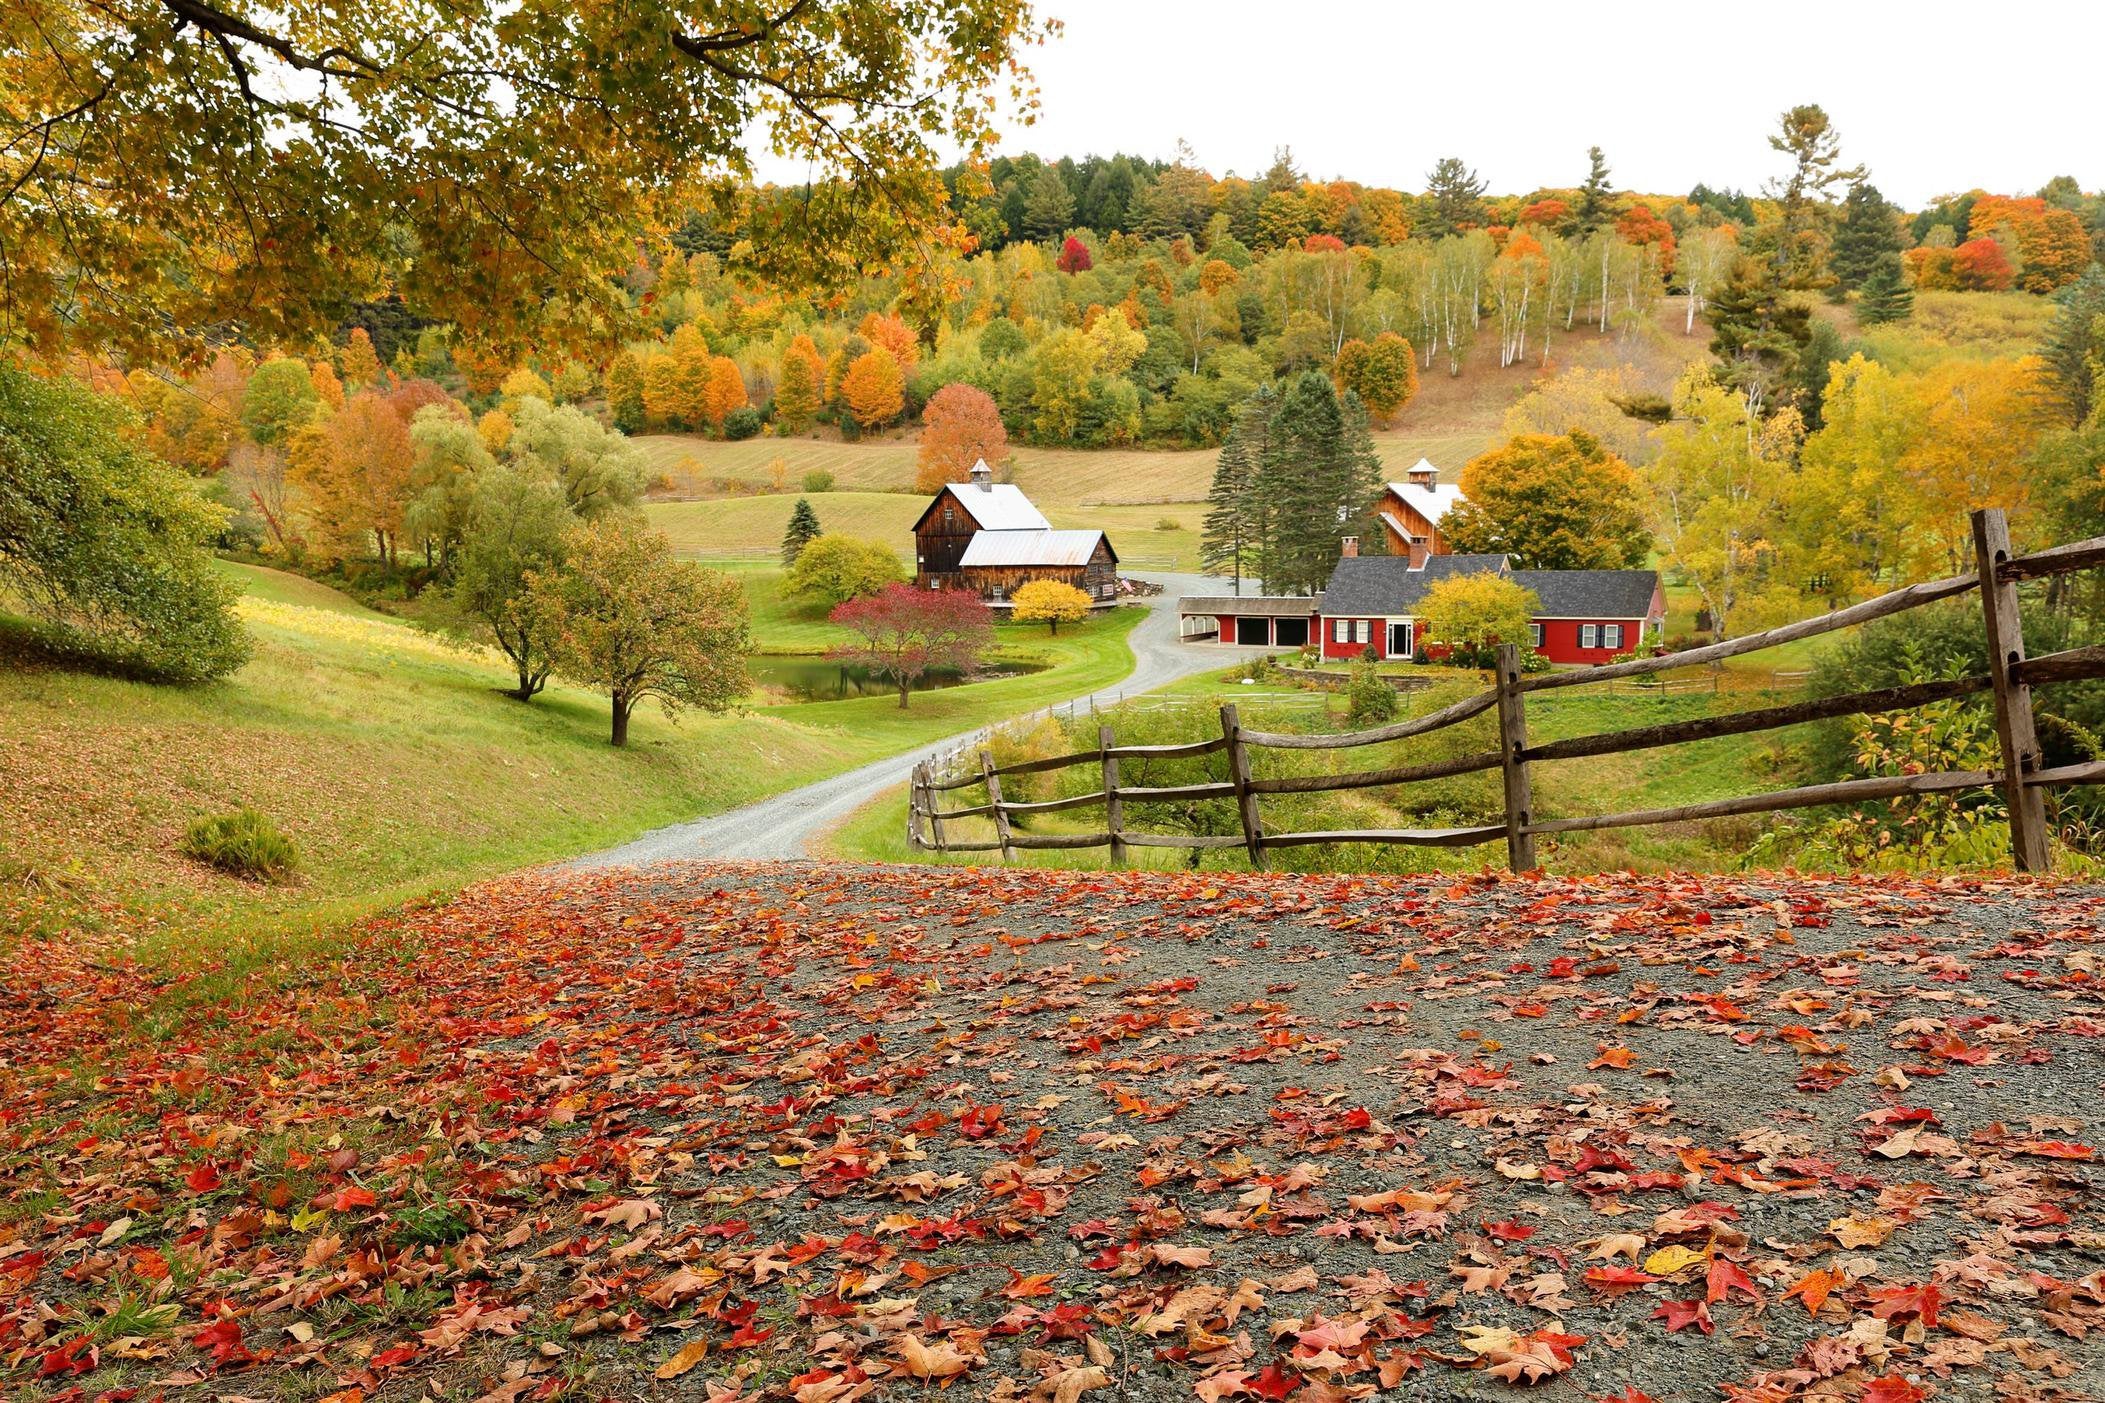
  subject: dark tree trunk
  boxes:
[898,676,912,709]
[611,693,632,746]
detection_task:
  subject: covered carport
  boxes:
[1177,594,1323,647]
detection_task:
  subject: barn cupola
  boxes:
[1406,462,1438,488]
[969,459,994,492]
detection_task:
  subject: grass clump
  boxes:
[181,808,300,883]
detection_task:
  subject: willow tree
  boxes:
[1,0,1054,363]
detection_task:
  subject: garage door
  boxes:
[1234,617,1272,645]
[1272,617,1308,647]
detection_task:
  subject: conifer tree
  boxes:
[1856,257,1915,327]
[1419,158,1487,240]
[1831,182,1904,291]
[1254,372,1382,595]
[1574,146,1615,233]
[1022,166,1076,241]
[781,497,822,566]
[2041,266,2105,426]
[1200,390,1272,594]
[1707,258,1813,418]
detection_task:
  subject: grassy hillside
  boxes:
[0,563,1142,960]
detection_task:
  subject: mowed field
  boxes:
[638,299,1718,563]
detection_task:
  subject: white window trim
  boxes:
[1333,618,1350,643]
[1530,621,1544,648]
[1580,624,1599,649]
[1353,620,1370,645]
[1604,624,1624,650]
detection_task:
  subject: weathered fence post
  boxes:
[1495,643,1537,872]
[1099,724,1127,869]
[1220,703,1266,871]
[926,762,948,856]
[907,763,926,851]
[1973,508,2052,871]
[980,749,1017,865]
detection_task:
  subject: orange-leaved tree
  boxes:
[916,383,1008,492]
[1334,331,1418,425]
[842,348,905,429]
[288,391,415,566]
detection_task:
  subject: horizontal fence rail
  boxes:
[908,510,2105,873]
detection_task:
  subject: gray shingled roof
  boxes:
[1511,569,1662,620]
[1318,555,1512,616]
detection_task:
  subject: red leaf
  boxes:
[1651,1298,1712,1334]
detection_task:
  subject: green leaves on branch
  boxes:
[0,362,247,682]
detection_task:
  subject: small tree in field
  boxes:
[1417,573,1539,669]
[780,497,821,565]
[785,533,903,607]
[530,517,749,746]
[1010,578,1091,634]
[830,584,992,709]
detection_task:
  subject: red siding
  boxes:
[1533,618,1645,665]
[1319,619,1387,660]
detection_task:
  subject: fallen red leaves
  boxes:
[3,864,2103,1400]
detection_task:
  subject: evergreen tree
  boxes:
[1262,146,1303,196]
[1831,182,1904,291]
[1419,157,1487,240]
[1021,166,1076,241]
[1254,372,1382,595]
[1764,104,1864,289]
[1200,386,1276,593]
[1574,146,1615,233]
[2041,266,2105,426]
[1708,257,1813,418]
[781,497,822,566]
[1856,257,1915,326]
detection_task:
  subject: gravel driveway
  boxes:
[576,571,1277,864]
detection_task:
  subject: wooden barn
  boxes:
[912,461,1120,605]
[1376,459,1465,565]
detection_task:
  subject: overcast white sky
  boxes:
[937,0,2102,208]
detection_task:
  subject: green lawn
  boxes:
[0,565,1143,966]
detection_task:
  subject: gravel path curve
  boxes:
[575,571,1274,864]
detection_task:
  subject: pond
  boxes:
[747,655,1047,701]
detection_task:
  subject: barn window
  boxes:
[1353,620,1369,645]
[943,506,955,524]
[1530,622,1544,649]
[1333,619,1349,643]
[1604,624,1624,650]
[1580,624,1599,649]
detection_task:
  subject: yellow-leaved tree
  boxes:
[1010,579,1091,634]
[1415,574,1539,668]
[2,1,1053,363]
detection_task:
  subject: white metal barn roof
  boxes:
[940,481,1050,532]
[1388,469,1465,528]
[958,529,1106,568]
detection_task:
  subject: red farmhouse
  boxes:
[1181,552,1663,666]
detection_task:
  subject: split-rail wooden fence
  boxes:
[907,510,2105,873]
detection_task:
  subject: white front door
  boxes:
[1387,621,1413,658]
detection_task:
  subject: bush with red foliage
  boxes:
[1056,236,1092,274]
[829,583,993,707]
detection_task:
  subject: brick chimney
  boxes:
[1407,537,1430,570]
[1340,535,1358,558]
[969,458,993,492]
